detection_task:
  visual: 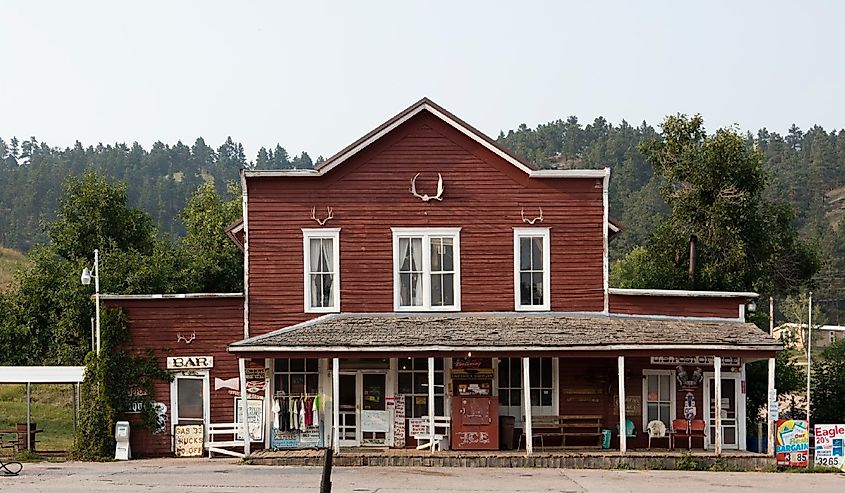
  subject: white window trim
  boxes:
[302,228,341,313]
[513,228,551,311]
[497,357,558,423]
[641,369,677,432]
[391,227,461,312]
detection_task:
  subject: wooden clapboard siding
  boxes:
[247,111,605,336]
[104,297,245,457]
[609,294,742,319]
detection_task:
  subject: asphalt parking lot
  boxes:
[2,458,844,492]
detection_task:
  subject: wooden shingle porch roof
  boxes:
[229,312,781,357]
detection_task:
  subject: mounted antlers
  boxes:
[310,206,334,226]
[177,331,195,344]
[521,206,543,224]
[410,173,444,202]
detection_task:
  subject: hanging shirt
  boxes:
[272,399,281,429]
[313,395,320,426]
[299,397,306,429]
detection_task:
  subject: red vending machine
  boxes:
[450,358,498,450]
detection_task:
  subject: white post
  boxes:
[94,248,101,355]
[807,292,812,425]
[618,355,626,454]
[767,357,776,457]
[714,356,722,455]
[26,382,31,450]
[428,356,436,452]
[332,357,340,454]
[522,357,533,455]
[239,358,250,457]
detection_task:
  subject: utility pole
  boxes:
[806,292,812,424]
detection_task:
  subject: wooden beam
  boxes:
[239,358,250,457]
[522,357,533,455]
[618,355,626,454]
[332,358,340,454]
[714,356,722,455]
[428,356,435,452]
[767,357,776,457]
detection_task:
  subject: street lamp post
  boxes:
[81,249,100,355]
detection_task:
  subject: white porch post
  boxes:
[617,355,626,454]
[238,357,250,457]
[714,356,722,455]
[522,357,533,455]
[332,357,340,454]
[428,356,435,452]
[767,357,776,457]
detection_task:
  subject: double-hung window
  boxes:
[514,228,550,311]
[302,228,340,313]
[392,228,461,311]
[642,370,675,431]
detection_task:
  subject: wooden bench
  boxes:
[412,416,451,451]
[205,423,246,458]
[518,415,604,450]
[0,428,43,454]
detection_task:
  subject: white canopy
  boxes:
[0,366,85,384]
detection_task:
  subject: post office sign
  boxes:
[167,355,214,370]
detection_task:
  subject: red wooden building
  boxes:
[107,98,779,458]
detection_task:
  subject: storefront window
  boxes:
[497,357,554,419]
[398,358,444,417]
[274,358,319,396]
[643,371,674,429]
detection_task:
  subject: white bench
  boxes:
[412,416,451,451]
[205,422,247,458]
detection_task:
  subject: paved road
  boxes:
[2,458,844,492]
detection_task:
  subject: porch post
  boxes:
[238,357,251,457]
[428,356,435,452]
[714,356,722,455]
[767,357,776,457]
[522,357,533,454]
[332,357,340,454]
[617,355,626,454]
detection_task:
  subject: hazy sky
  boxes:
[1,1,843,160]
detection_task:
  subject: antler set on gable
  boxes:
[521,207,543,224]
[410,173,444,202]
[310,206,334,226]
[177,331,196,344]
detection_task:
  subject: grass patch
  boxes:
[0,246,28,292]
[0,384,76,453]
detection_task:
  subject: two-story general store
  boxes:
[105,98,780,459]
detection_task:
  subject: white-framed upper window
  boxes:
[514,228,550,311]
[302,228,340,313]
[392,228,461,311]
[642,370,676,432]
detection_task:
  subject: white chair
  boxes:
[646,420,667,450]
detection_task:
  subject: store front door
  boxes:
[704,372,742,450]
[338,371,389,447]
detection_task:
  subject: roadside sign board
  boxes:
[814,424,845,471]
[768,389,778,421]
[776,419,809,467]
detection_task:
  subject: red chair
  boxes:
[689,419,707,448]
[671,419,691,450]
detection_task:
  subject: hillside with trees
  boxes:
[1,114,844,320]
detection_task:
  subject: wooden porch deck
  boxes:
[246,447,772,470]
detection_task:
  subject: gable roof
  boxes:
[242,97,609,180]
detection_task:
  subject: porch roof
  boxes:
[229,312,781,354]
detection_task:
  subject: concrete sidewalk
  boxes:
[1,458,843,492]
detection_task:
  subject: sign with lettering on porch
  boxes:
[167,355,214,370]
[650,356,740,367]
[776,419,810,467]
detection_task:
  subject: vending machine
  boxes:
[450,358,498,450]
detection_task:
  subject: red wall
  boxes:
[609,294,743,319]
[106,297,244,457]
[246,111,605,336]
